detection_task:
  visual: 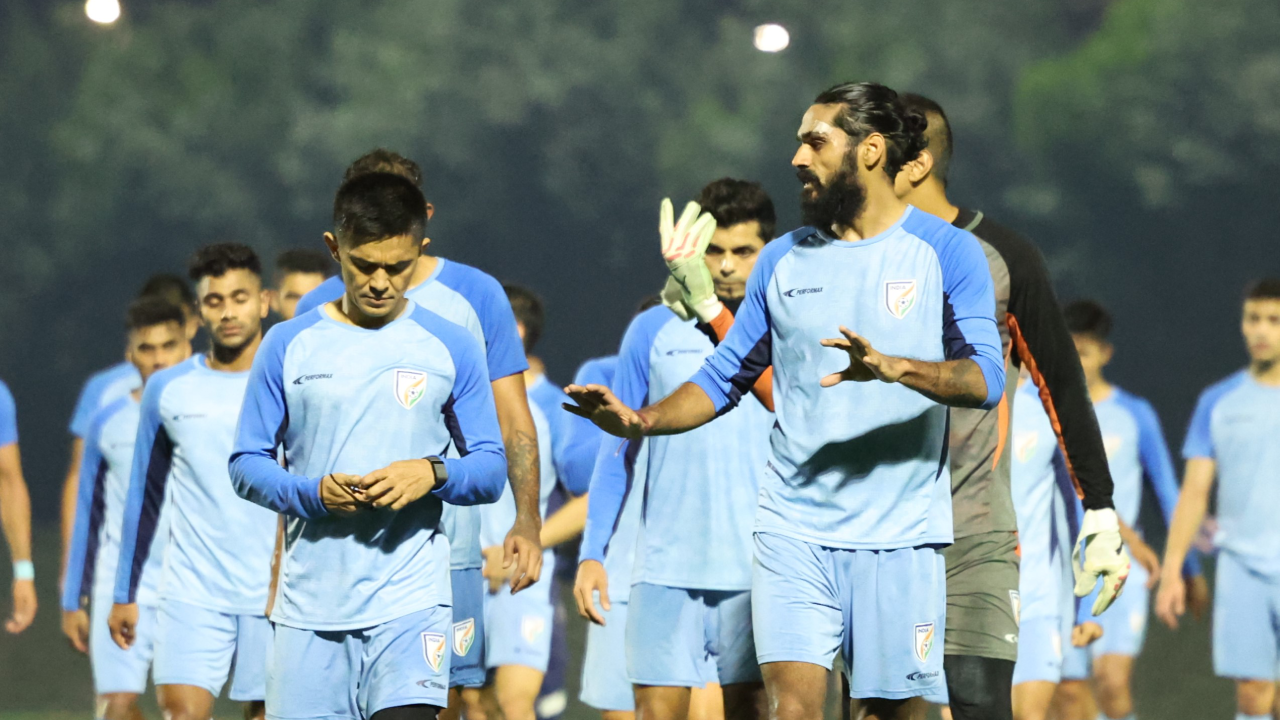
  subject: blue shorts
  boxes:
[267,606,452,719]
[484,575,555,673]
[1012,615,1065,686]
[626,582,760,688]
[1061,563,1150,680]
[450,568,485,689]
[1213,552,1280,681]
[153,599,269,701]
[752,532,947,700]
[580,601,633,712]
[90,594,157,695]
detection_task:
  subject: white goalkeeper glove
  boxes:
[660,276,694,321]
[1072,508,1131,616]
[659,198,721,323]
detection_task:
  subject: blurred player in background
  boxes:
[61,274,198,578]
[894,93,1130,720]
[568,82,1006,720]
[110,244,275,720]
[0,374,34,634]
[61,298,191,720]
[230,171,507,720]
[1157,279,1280,720]
[296,150,544,717]
[270,248,334,321]
[1054,300,1206,720]
[575,178,777,720]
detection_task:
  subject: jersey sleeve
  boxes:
[114,378,175,605]
[435,330,507,506]
[1181,385,1222,460]
[62,417,107,611]
[68,373,106,439]
[450,267,529,381]
[1001,233,1115,511]
[704,306,775,411]
[1128,396,1202,576]
[0,380,16,447]
[229,324,329,519]
[558,361,614,496]
[293,275,343,318]
[935,231,1005,409]
[579,313,661,564]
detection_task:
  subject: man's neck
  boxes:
[408,254,440,291]
[332,296,409,330]
[207,332,262,373]
[904,180,961,224]
[1087,375,1114,403]
[833,182,910,242]
[523,356,545,388]
[1250,358,1280,385]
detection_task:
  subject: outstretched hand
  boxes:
[820,327,905,386]
[563,384,646,439]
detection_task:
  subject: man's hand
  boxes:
[1155,572,1186,630]
[108,603,138,650]
[1185,574,1211,621]
[482,545,514,594]
[660,276,695,321]
[820,327,907,387]
[1072,622,1104,648]
[62,609,90,653]
[320,473,366,515]
[573,560,611,626]
[502,516,543,595]
[564,384,647,439]
[358,460,438,510]
[1072,508,1131,615]
[659,199,721,323]
[6,579,36,634]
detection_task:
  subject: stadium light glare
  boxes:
[85,0,121,25]
[753,24,789,53]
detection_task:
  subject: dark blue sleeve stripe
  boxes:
[128,426,173,602]
[78,458,110,602]
[941,294,978,361]
[442,394,469,456]
[725,332,773,409]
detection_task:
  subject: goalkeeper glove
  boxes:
[659,198,721,323]
[660,276,694,321]
[1072,508,1131,615]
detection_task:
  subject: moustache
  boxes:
[796,169,821,186]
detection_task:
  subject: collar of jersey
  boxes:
[318,299,418,333]
[408,256,447,295]
[815,205,912,248]
[192,353,251,378]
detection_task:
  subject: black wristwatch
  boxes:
[427,455,448,489]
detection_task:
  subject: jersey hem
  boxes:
[753,525,953,551]
[631,575,752,592]
[158,592,268,617]
[270,597,452,631]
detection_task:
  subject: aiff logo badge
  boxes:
[885,280,917,320]
[422,631,447,672]
[394,369,428,410]
[453,618,475,656]
[914,622,935,663]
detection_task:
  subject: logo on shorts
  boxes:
[885,280,917,319]
[394,369,428,410]
[1014,432,1039,463]
[913,622,935,663]
[1010,590,1021,625]
[521,615,547,643]
[453,618,475,656]
[906,671,940,682]
[421,631,447,673]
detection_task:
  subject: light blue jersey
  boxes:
[114,355,275,614]
[691,210,1004,549]
[0,379,15,448]
[1183,370,1280,575]
[297,258,527,572]
[63,397,168,611]
[230,302,507,630]
[528,374,592,496]
[582,307,772,590]
[70,361,141,438]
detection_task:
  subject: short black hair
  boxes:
[274,248,334,284]
[812,82,928,177]
[344,149,423,188]
[899,93,953,186]
[696,178,776,242]
[333,172,428,246]
[1063,299,1112,341]
[188,243,262,283]
[1245,278,1280,301]
[137,273,196,310]
[125,296,186,332]
[504,283,544,354]
[637,294,662,313]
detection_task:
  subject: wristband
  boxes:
[13,560,34,581]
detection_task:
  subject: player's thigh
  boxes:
[760,661,829,720]
[720,680,767,720]
[625,583,717,687]
[710,589,762,686]
[580,602,635,713]
[1050,680,1095,720]
[156,684,217,720]
[90,597,156,695]
[491,665,544,718]
[483,577,554,674]
[843,545,946,701]
[1010,681,1056,720]
[228,614,270,702]
[1213,552,1280,681]
[689,683,724,720]
[359,606,453,716]
[449,568,485,690]
[633,685,693,720]
[267,623,361,720]
[939,532,1020,662]
[751,532,842,670]
[153,599,238,698]
[1236,679,1277,716]
[1091,654,1133,696]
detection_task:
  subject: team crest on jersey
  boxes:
[421,631,447,672]
[453,618,475,656]
[885,280,918,319]
[1009,590,1021,625]
[522,615,547,644]
[394,369,428,410]
[1014,432,1039,463]
[913,622,935,663]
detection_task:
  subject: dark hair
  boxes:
[274,248,334,284]
[899,93,953,186]
[504,283,544,354]
[1063,299,1112,341]
[637,294,663,313]
[137,273,196,310]
[333,172,428,246]
[125,296,186,332]
[812,82,927,177]
[1245,278,1280,301]
[344,149,423,188]
[696,178,776,242]
[188,243,262,283]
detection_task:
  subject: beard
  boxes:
[798,160,866,234]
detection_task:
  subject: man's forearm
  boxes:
[896,358,989,409]
[542,494,588,548]
[1162,490,1209,580]
[0,469,32,563]
[502,418,542,523]
[61,441,84,574]
[637,383,718,436]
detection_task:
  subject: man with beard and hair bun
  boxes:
[565,82,1004,720]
